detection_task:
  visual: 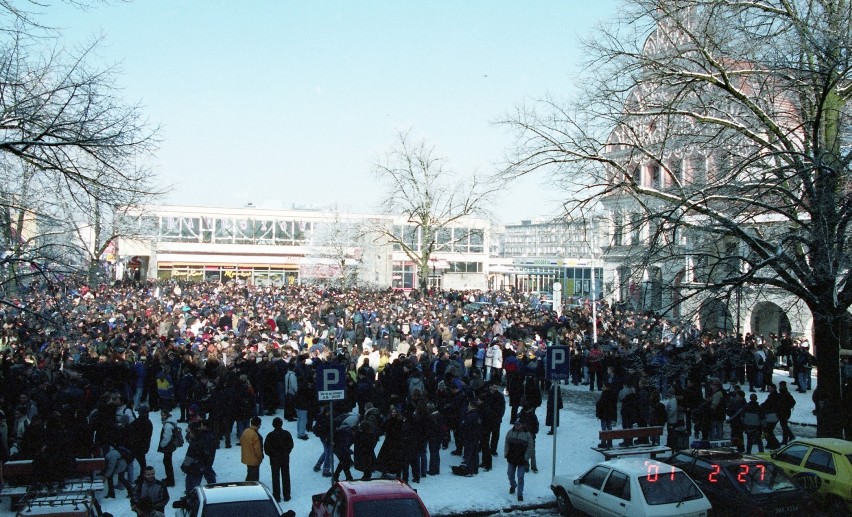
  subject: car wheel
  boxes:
[555,488,575,516]
[824,496,848,517]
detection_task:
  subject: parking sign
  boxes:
[546,345,570,381]
[316,363,346,401]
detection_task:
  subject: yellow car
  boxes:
[758,437,852,514]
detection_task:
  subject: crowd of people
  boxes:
[0,279,850,512]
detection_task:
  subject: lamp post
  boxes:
[590,249,602,344]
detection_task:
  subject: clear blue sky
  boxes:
[44,1,619,222]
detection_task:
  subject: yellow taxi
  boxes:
[758,437,852,514]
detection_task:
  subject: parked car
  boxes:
[551,457,711,516]
[662,448,813,515]
[309,479,430,517]
[173,481,287,517]
[758,437,852,515]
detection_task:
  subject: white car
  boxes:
[173,482,290,517]
[551,458,711,517]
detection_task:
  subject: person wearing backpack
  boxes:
[104,441,134,498]
[504,420,534,502]
[157,409,182,487]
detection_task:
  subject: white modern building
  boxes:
[115,204,491,291]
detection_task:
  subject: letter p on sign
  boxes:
[546,345,570,381]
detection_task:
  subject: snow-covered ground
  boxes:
[98,370,820,517]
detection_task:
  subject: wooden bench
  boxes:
[592,426,672,460]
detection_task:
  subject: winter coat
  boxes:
[376,415,405,473]
[240,427,263,467]
[503,428,534,466]
[596,388,618,422]
[132,478,170,512]
[479,389,506,428]
[619,386,640,426]
[263,428,294,462]
[545,388,564,427]
[523,377,542,408]
[485,345,503,369]
[353,424,378,473]
[776,389,796,420]
[126,415,153,456]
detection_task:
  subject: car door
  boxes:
[800,447,838,498]
[572,466,611,515]
[773,444,810,477]
[597,469,632,516]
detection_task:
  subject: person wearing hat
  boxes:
[504,419,534,502]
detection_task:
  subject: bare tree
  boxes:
[306,210,366,288]
[372,131,499,294]
[501,0,852,438]
[0,8,161,295]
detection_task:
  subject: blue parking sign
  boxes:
[316,363,346,401]
[546,345,570,381]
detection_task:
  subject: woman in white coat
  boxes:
[485,341,504,384]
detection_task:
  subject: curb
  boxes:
[432,501,557,517]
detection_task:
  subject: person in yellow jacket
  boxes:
[241,416,263,481]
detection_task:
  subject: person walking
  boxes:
[131,465,170,514]
[263,417,293,503]
[504,420,534,502]
[741,394,764,454]
[156,410,180,487]
[776,381,796,445]
[240,416,263,482]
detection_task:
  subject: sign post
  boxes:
[546,345,570,480]
[317,363,346,486]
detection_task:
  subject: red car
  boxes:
[309,479,430,517]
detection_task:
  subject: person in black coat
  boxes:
[353,419,378,480]
[376,407,405,478]
[457,401,482,476]
[776,381,796,445]
[263,417,293,503]
[545,384,564,434]
[596,384,618,447]
[125,404,154,478]
[479,381,506,470]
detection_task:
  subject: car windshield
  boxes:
[353,498,427,517]
[202,500,281,517]
[724,462,797,494]
[637,472,704,506]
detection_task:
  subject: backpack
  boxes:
[169,423,185,449]
[116,445,134,463]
